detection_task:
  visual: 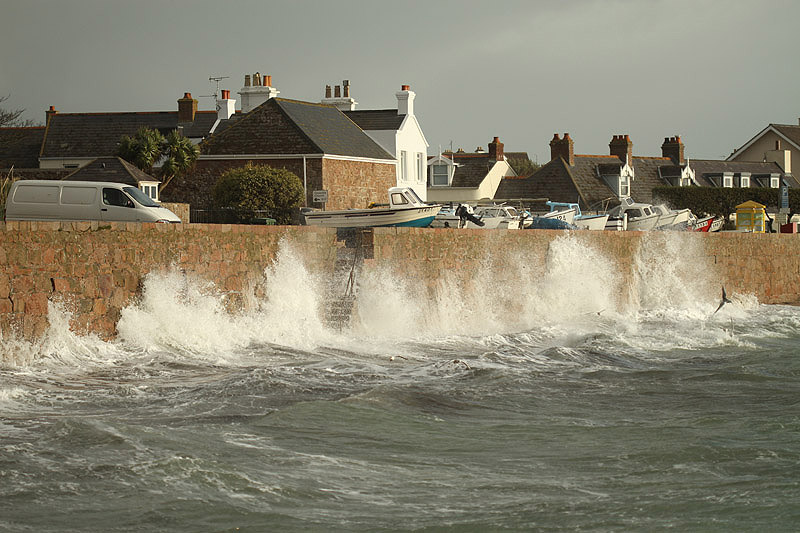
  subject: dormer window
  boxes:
[723,173,733,188]
[770,174,780,188]
[431,164,449,186]
[140,181,160,201]
[740,173,750,188]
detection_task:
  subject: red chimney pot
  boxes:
[401,85,410,91]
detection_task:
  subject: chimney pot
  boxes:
[49,105,55,112]
[401,84,410,91]
[325,85,332,98]
[550,132,574,165]
[488,137,504,161]
[610,134,633,165]
[244,74,251,87]
[264,75,272,87]
[343,80,350,98]
[334,85,341,98]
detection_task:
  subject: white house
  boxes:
[329,83,429,200]
[426,138,517,203]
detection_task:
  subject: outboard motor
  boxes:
[455,204,484,228]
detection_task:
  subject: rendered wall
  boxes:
[0,223,798,342]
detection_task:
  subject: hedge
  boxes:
[652,186,797,219]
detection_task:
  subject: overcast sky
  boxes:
[2,0,798,163]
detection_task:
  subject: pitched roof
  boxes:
[343,109,405,130]
[495,154,685,208]
[771,124,800,148]
[689,159,799,187]
[40,111,217,159]
[0,127,45,168]
[63,156,159,185]
[495,157,581,205]
[202,98,394,160]
[630,156,676,203]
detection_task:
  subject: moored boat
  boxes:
[302,187,439,228]
[606,197,661,231]
[547,201,608,230]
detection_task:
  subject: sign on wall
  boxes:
[312,190,328,204]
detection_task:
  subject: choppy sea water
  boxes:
[1,234,799,532]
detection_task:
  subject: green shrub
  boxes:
[212,164,304,225]
[652,186,797,220]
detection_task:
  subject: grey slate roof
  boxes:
[40,111,217,159]
[63,156,159,186]
[344,109,405,130]
[202,98,395,160]
[690,159,798,187]
[771,124,800,148]
[0,127,45,168]
[449,154,496,187]
[495,155,683,209]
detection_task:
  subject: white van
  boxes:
[4,180,182,223]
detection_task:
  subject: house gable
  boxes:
[201,98,318,155]
[202,98,394,160]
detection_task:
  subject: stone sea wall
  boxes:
[0,222,339,340]
[0,223,798,341]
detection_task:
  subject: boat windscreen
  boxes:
[404,188,424,204]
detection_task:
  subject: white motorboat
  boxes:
[473,205,523,229]
[432,204,523,229]
[302,187,439,228]
[546,202,608,230]
[652,204,693,230]
[606,197,661,231]
[543,202,577,224]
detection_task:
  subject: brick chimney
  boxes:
[488,136,504,161]
[45,105,57,125]
[609,134,633,166]
[178,92,197,123]
[396,84,415,116]
[321,80,357,111]
[661,135,685,164]
[549,133,574,166]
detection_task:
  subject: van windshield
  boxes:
[124,187,160,207]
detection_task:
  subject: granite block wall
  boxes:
[0,224,798,342]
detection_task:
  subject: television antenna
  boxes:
[198,76,230,108]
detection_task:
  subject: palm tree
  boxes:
[117,127,198,193]
[159,130,199,193]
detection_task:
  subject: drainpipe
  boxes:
[303,156,308,206]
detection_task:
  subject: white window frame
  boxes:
[400,150,408,182]
[770,175,780,188]
[416,152,424,184]
[723,173,733,188]
[431,164,449,186]
[740,173,750,188]
[619,175,630,198]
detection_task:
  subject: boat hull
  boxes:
[303,206,439,228]
[574,214,609,230]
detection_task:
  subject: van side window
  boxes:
[103,188,134,208]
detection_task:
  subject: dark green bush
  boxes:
[652,186,797,220]
[212,163,304,225]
